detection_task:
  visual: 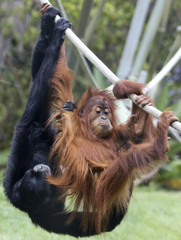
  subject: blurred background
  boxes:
[0,0,181,239]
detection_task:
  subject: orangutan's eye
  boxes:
[104,108,109,115]
[96,107,101,114]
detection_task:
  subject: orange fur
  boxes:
[49,43,74,110]
[47,44,169,233]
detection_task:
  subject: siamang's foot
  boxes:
[54,18,71,33]
[50,18,71,44]
[41,6,62,37]
[33,164,51,176]
[62,100,76,112]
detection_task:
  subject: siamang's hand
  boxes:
[41,6,62,37]
[62,101,76,112]
[19,167,51,206]
[33,164,51,176]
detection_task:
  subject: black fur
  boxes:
[3,7,124,237]
[62,100,77,111]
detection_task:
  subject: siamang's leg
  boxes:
[3,10,71,211]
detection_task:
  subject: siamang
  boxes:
[3,5,178,237]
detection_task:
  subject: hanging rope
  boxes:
[143,47,181,94]
[40,0,181,133]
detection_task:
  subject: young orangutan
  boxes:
[3,4,178,237]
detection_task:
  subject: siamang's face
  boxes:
[87,97,113,138]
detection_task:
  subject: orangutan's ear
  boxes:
[77,87,93,115]
[79,109,84,116]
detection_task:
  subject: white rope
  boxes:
[129,94,181,133]
[40,0,51,5]
[40,0,181,133]
[143,47,181,94]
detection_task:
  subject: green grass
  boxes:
[1,150,181,239]
[0,149,8,183]
[0,184,181,240]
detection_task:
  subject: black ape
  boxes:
[3,7,124,237]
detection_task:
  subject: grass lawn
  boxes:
[0,150,181,239]
[0,185,181,240]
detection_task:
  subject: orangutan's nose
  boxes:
[101,116,107,120]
